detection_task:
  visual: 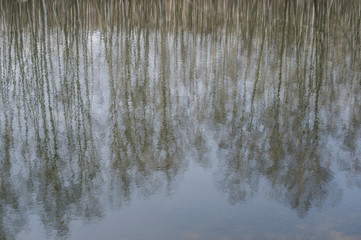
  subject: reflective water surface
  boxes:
[1,1,361,239]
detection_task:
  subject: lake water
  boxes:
[1,1,361,239]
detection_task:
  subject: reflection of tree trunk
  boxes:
[159,26,174,171]
[250,25,265,123]
[267,0,288,183]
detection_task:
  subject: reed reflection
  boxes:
[0,0,361,239]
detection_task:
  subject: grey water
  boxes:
[1,1,361,239]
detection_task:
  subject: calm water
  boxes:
[1,1,361,239]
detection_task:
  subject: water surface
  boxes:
[1,1,361,239]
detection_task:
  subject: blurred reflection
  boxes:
[0,0,361,239]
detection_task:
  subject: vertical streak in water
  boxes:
[42,0,59,161]
[195,32,203,120]
[106,19,120,162]
[28,8,44,155]
[230,28,239,124]
[125,28,136,156]
[312,5,326,156]
[219,28,227,124]
[200,33,210,120]
[267,0,289,184]
[250,25,265,125]
[1,1,14,194]
[75,7,86,166]
[131,27,142,150]
[81,12,96,172]
[14,11,24,139]
[189,29,196,116]
[143,27,152,149]
[209,32,217,122]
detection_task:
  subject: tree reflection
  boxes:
[0,0,360,239]
[214,1,360,219]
